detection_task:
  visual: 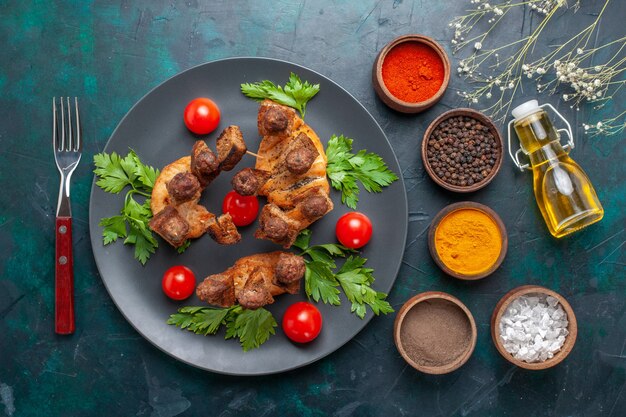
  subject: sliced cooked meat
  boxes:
[238,268,274,310]
[197,251,304,310]
[196,274,236,308]
[190,140,220,186]
[166,172,201,204]
[285,134,318,174]
[148,206,190,248]
[255,204,300,248]
[275,253,306,284]
[258,104,295,137]
[216,125,247,171]
[231,168,271,196]
[206,213,241,245]
[300,193,332,220]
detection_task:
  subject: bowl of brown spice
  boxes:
[422,108,503,192]
[394,291,477,374]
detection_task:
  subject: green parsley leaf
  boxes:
[176,240,191,254]
[304,261,341,305]
[229,308,278,352]
[335,256,394,319]
[168,306,277,351]
[326,135,399,209]
[168,306,236,336]
[292,229,312,251]
[99,215,128,244]
[93,150,161,265]
[241,72,320,118]
[294,229,393,319]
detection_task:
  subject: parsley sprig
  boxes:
[241,72,320,118]
[293,230,394,319]
[93,150,160,265]
[167,305,277,351]
[326,135,399,209]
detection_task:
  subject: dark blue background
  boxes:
[0,1,624,416]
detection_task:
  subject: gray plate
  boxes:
[89,57,408,375]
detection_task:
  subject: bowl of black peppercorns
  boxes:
[422,108,503,193]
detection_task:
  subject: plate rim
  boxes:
[88,56,408,375]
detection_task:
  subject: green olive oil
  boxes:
[512,103,603,238]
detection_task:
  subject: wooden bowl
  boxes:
[491,285,578,370]
[372,34,450,113]
[428,202,508,280]
[394,291,477,374]
[421,108,504,192]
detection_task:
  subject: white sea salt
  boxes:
[499,293,569,363]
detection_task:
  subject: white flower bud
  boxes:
[577,48,584,54]
[474,42,482,50]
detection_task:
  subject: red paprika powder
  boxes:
[382,42,445,103]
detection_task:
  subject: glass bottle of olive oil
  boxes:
[508,100,603,238]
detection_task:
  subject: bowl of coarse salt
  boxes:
[491,285,577,370]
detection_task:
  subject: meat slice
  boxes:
[292,187,334,223]
[238,268,274,310]
[196,274,236,308]
[257,102,296,137]
[254,204,301,248]
[285,133,319,174]
[206,213,241,245]
[196,251,305,309]
[148,206,190,248]
[231,168,271,196]
[166,172,201,204]
[190,140,220,187]
[275,253,306,284]
[216,125,247,171]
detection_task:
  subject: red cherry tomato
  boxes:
[282,302,323,343]
[222,190,259,226]
[183,98,221,135]
[162,265,196,301]
[335,212,373,249]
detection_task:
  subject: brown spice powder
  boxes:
[399,299,472,367]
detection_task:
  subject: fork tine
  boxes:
[53,97,59,151]
[60,96,66,151]
[74,98,81,152]
[66,97,73,152]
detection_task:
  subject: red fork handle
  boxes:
[55,216,75,334]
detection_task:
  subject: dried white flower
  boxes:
[474,42,483,50]
[486,92,492,98]
[577,48,584,54]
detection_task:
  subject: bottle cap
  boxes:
[511,100,540,120]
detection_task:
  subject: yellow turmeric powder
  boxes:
[434,208,502,275]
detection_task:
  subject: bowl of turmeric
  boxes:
[372,34,451,113]
[428,202,508,280]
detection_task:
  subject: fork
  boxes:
[53,97,82,335]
